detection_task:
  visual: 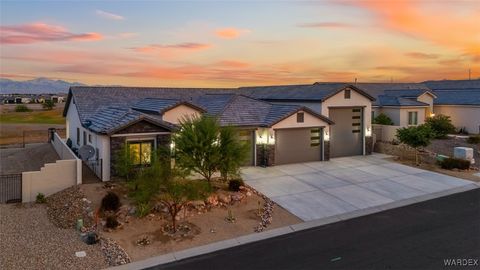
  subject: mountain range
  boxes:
[0,78,86,94]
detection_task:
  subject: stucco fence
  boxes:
[21,132,82,203]
[372,124,401,142]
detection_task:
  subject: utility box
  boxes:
[454,147,474,161]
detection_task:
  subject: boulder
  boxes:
[231,193,245,202]
[218,193,231,204]
[205,195,218,206]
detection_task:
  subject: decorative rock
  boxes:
[246,191,252,197]
[100,237,131,266]
[231,193,245,202]
[218,193,231,204]
[75,251,87,258]
[205,195,219,206]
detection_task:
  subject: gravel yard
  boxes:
[0,203,107,270]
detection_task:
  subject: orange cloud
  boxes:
[215,28,250,39]
[0,22,103,44]
[405,52,438,60]
[348,0,480,57]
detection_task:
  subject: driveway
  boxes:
[242,154,478,221]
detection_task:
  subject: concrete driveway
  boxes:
[242,154,478,221]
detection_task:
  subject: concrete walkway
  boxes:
[242,154,478,221]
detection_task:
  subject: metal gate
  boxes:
[0,174,22,203]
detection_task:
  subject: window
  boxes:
[128,140,154,165]
[344,89,351,99]
[297,112,304,123]
[76,128,80,145]
[352,108,361,112]
[408,111,418,125]
[88,134,92,143]
[83,131,87,146]
[310,128,320,147]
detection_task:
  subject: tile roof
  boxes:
[423,79,480,90]
[86,106,176,134]
[376,96,429,107]
[432,89,480,106]
[67,87,333,134]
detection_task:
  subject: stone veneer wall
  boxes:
[255,144,275,167]
[323,141,330,161]
[110,120,171,177]
[365,136,373,155]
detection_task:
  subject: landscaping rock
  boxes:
[231,193,245,202]
[218,193,231,204]
[46,186,93,229]
[100,237,131,266]
[205,195,219,206]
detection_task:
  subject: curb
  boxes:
[106,183,479,270]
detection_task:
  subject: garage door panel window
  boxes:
[310,128,321,147]
[408,111,418,125]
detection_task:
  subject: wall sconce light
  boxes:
[429,113,435,117]
[324,129,330,141]
[365,126,372,137]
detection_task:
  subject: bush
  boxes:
[136,203,151,217]
[66,138,73,148]
[458,127,469,135]
[439,158,470,170]
[373,113,394,125]
[105,215,119,229]
[425,114,456,139]
[15,104,31,112]
[101,192,121,212]
[467,135,480,144]
[228,179,244,191]
[36,193,47,203]
[42,100,55,110]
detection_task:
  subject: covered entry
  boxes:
[275,127,323,165]
[329,107,363,158]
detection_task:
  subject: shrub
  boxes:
[228,179,244,191]
[66,138,73,148]
[373,113,394,125]
[458,127,469,135]
[396,124,435,165]
[439,158,470,170]
[42,100,55,110]
[425,114,456,139]
[105,215,119,229]
[136,203,151,217]
[36,193,47,203]
[101,192,121,212]
[467,135,480,144]
[15,104,31,112]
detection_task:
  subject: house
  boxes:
[63,84,371,181]
[424,80,480,134]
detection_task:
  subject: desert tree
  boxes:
[396,124,435,165]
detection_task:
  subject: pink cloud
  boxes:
[297,22,352,28]
[215,28,250,39]
[95,9,124,20]
[0,22,103,44]
[216,60,251,68]
[131,42,212,58]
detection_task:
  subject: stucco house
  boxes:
[63,84,373,181]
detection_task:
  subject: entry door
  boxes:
[329,108,363,157]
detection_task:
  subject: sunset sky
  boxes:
[1,0,479,87]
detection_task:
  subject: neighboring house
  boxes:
[64,87,339,181]
[424,80,480,134]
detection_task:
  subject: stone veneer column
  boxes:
[256,144,275,167]
[323,141,330,161]
[365,136,373,155]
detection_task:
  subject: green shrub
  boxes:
[439,158,470,170]
[15,105,31,112]
[136,203,151,217]
[36,193,47,203]
[228,179,244,191]
[467,135,480,144]
[105,215,119,229]
[373,113,394,125]
[101,192,121,212]
[425,114,456,139]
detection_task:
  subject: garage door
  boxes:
[275,128,322,165]
[329,107,363,158]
